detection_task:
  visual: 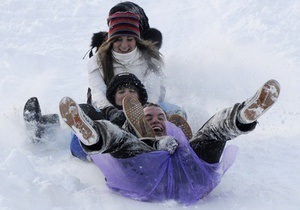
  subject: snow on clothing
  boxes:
[190,103,257,164]
[88,47,165,110]
[71,103,257,204]
[90,121,238,205]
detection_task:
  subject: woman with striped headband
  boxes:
[88,10,186,128]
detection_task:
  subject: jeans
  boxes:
[190,103,256,163]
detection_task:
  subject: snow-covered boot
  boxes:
[169,114,193,140]
[122,95,155,138]
[59,97,99,146]
[41,114,60,125]
[23,97,44,142]
[41,113,60,136]
[237,79,280,124]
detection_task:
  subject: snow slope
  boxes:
[1,0,300,209]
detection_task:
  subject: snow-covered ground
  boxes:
[1,0,300,209]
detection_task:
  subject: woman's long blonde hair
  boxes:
[98,37,164,86]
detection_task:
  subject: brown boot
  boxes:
[169,114,193,140]
[238,79,280,124]
[122,95,155,138]
[59,97,99,146]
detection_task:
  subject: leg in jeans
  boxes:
[190,103,257,164]
[79,120,156,159]
[60,97,155,159]
[189,79,280,163]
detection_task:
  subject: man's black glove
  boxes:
[79,103,104,120]
[102,106,126,127]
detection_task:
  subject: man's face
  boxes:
[143,106,167,137]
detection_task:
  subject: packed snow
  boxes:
[1,0,300,209]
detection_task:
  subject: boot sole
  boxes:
[242,79,280,123]
[122,95,155,138]
[169,114,193,140]
[59,97,97,146]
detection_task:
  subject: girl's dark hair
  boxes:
[98,38,115,86]
[106,72,148,109]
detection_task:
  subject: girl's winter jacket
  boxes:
[88,47,165,110]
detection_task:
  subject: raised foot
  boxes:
[59,97,98,145]
[238,79,280,124]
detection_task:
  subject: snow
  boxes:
[1,0,300,209]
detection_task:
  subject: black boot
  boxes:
[24,97,60,142]
[41,113,60,136]
[41,114,60,125]
[23,97,44,142]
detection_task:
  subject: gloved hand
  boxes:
[102,106,126,127]
[155,136,179,154]
[79,103,104,120]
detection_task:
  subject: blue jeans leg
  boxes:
[70,133,90,161]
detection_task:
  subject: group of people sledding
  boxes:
[23,1,281,205]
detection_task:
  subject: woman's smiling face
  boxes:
[112,36,137,54]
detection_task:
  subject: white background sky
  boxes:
[1,0,300,209]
